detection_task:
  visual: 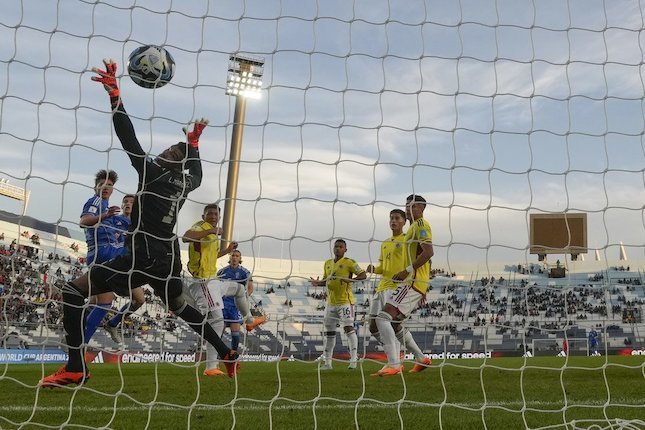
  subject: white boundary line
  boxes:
[1,399,644,413]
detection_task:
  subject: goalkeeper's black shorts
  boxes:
[87,238,183,303]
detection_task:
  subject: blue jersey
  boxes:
[217,265,252,285]
[107,214,131,257]
[81,195,113,264]
[589,330,599,345]
[218,265,252,311]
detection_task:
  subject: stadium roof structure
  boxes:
[0,210,73,239]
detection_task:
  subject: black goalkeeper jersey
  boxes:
[111,101,202,250]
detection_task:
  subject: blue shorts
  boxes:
[87,245,122,266]
[222,296,242,325]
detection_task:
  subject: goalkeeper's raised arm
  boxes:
[39,60,239,388]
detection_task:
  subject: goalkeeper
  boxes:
[41,59,239,387]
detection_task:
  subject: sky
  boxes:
[0,0,644,271]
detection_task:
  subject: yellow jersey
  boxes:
[323,256,365,305]
[404,217,432,293]
[374,233,406,293]
[187,220,220,278]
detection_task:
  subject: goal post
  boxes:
[532,338,589,357]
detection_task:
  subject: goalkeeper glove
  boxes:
[183,118,209,149]
[91,59,120,99]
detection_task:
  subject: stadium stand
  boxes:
[1,215,643,359]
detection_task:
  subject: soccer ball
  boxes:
[127,45,175,88]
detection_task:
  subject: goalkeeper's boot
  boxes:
[246,315,267,331]
[203,367,226,376]
[371,364,404,377]
[409,357,432,374]
[40,365,91,388]
[223,350,240,378]
[348,358,358,369]
[105,324,124,345]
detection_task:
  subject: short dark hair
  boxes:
[390,209,406,219]
[203,203,220,213]
[94,169,118,186]
[334,239,346,246]
[406,194,426,204]
[123,194,135,201]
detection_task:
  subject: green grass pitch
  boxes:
[0,356,643,429]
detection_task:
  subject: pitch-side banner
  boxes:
[0,349,68,364]
[85,351,287,364]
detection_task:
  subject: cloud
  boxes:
[2,0,644,267]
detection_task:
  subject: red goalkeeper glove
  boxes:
[183,118,209,149]
[91,59,119,98]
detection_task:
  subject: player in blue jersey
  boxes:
[217,250,254,356]
[589,328,601,356]
[80,170,124,343]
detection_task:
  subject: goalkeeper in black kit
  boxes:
[41,59,239,387]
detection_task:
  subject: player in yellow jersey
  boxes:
[374,195,434,376]
[310,239,366,370]
[366,209,407,339]
[182,203,265,376]
[184,203,229,279]
[366,209,428,373]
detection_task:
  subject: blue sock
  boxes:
[83,303,111,341]
[107,302,132,328]
[231,331,241,351]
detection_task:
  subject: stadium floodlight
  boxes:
[221,54,264,245]
[225,54,264,99]
[0,178,30,216]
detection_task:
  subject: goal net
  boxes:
[1,0,644,429]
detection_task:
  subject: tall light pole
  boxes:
[222,54,264,246]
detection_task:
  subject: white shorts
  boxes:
[369,289,395,316]
[185,278,224,322]
[386,283,426,317]
[213,279,246,299]
[324,304,356,330]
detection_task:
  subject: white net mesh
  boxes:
[1,0,644,429]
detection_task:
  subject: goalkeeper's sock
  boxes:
[107,301,140,328]
[375,312,399,367]
[83,302,111,341]
[175,303,230,359]
[346,329,358,362]
[231,331,241,351]
[62,282,88,373]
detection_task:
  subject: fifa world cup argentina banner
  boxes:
[0,348,68,364]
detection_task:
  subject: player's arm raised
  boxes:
[183,119,208,191]
[217,240,237,258]
[91,59,146,171]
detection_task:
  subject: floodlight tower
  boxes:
[0,178,30,216]
[222,54,264,246]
